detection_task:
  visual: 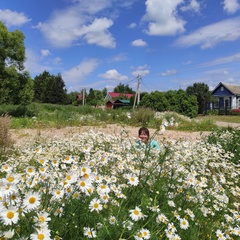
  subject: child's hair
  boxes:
[138,127,150,138]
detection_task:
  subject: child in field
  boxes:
[136,127,161,150]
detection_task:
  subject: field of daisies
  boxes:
[0,120,240,239]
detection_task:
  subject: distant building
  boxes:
[105,99,131,109]
[212,82,240,110]
[105,92,134,102]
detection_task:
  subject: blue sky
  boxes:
[1,0,240,93]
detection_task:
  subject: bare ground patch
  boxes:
[10,124,210,147]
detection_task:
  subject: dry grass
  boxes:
[0,114,14,150]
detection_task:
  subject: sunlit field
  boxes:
[0,118,239,239]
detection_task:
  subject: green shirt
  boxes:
[136,139,161,150]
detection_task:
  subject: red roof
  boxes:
[108,92,134,99]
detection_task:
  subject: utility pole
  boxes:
[82,88,86,106]
[133,75,141,109]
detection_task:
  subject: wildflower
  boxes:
[1,164,12,173]
[135,228,151,239]
[89,198,103,213]
[156,213,169,224]
[83,227,97,238]
[215,229,226,240]
[23,191,41,212]
[34,211,51,227]
[126,174,139,186]
[26,166,36,176]
[1,229,15,239]
[0,206,19,225]
[52,189,64,200]
[148,205,160,212]
[30,227,51,240]
[168,200,176,207]
[130,206,145,221]
[109,215,117,225]
[122,220,134,230]
[180,218,189,230]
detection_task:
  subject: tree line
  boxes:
[0,21,214,117]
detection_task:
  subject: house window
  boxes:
[214,101,219,108]
[221,86,224,91]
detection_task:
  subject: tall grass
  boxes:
[0,103,226,132]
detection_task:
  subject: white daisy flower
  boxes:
[30,227,51,240]
[89,198,103,213]
[0,206,19,225]
[83,227,97,238]
[129,206,144,221]
[23,191,41,212]
[180,218,189,230]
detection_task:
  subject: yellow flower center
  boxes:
[93,203,99,209]
[7,176,14,182]
[29,197,36,204]
[80,182,86,187]
[37,233,45,239]
[133,210,139,215]
[7,211,14,219]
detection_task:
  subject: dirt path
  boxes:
[9,121,240,148]
[10,124,209,147]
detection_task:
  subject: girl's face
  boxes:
[139,131,149,143]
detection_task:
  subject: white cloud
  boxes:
[99,69,128,81]
[142,0,186,36]
[131,65,150,77]
[161,69,178,76]
[0,9,31,27]
[199,52,240,67]
[131,39,148,47]
[223,0,240,14]
[180,0,201,12]
[174,17,240,49]
[62,59,100,86]
[109,53,127,62]
[128,22,137,29]
[81,18,115,48]
[41,49,51,58]
[25,49,52,77]
[34,4,115,48]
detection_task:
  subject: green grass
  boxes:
[196,115,240,124]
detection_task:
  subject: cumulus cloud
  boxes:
[99,69,128,81]
[161,69,178,76]
[62,59,100,86]
[223,0,240,14]
[128,22,137,29]
[131,39,148,47]
[131,65,150,77]
[142,0,186,36]
[174,17,240,49]
[33,0,138,49]
[0,9,31,27]
[180,0,201,12]
[25,49,52,77]
[34,2,116,48]
[41,49,51,58]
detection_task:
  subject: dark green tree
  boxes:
[0,21,25,71]
[34,71,67,104]
[113,83,134,93]
[0,67,34,104]
[0,21,33,104]
[186,82,212,114]
[139,90,198,118]
[87,88,104,107]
